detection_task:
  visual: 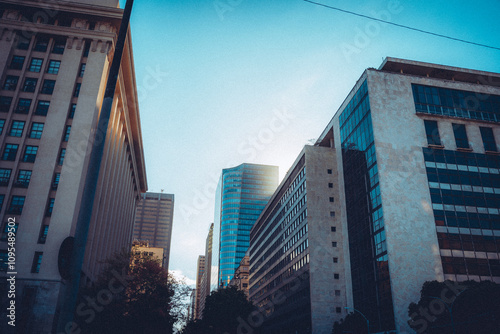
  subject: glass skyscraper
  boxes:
[216,163,278,288]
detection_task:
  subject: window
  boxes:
[63,125,71,141]
[83,41,90,57]
[0,250,8,271]
[0,97,12,112]
[1,222,18,241]
[15,170,31,188]
[46,198,55,216]
[333,257,338,263]
[28,58,43,72]
[79,63,86,77]
[3,76,19,90]
[331,226,336,232]
[334,273,339,279]
[34,37,49,52]
[335,290,341,296]
[31,252,43,273]
[2,144,18,161]
[29,122,44,139]
[328,182,333,188]
[52,173,60,190]
[73,83,81,97]
[68,103,76,119]
[52,38,66,54]
[0,169,11,186]
[424,120,441,146]
[35,100,50,115]
[47,60,61,74]
[332,242,337,247]
[9,120,25,137]
[0,120,4,135]
[329,197,334,202]
[23,146,38,163]
[38,225,49,244]
[10,55,25,70]
[22,77,37,92]
[327,169,332,174]
[480,127,497,152]
[330,211,335,217]
[58,148,66,165]
[15,98,31,114]
[336,307,341,313]
[41,80,56,94]
[452,124,469,149]
[16,35,30,50]
[8,195,25,214]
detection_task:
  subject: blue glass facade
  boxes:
[340,80,395,332]
[217,164,278,287]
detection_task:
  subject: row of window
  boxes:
[0,120,47,139]
[10,56,62,74]
[0,194,56,217]
[1,144,66,165]
[17,35,66,54]
[0,168,60,189]
[0,250,43,273]
[3,76,82,98]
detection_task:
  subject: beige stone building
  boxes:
[0,0,147,332]
[131,240,165,267]
[194,254,205,319]
[198,222,213,318]
[229,255,250,298]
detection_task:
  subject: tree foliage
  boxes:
[75,250,189,334]
[332,311,369,334]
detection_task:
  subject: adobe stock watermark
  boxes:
[178,106,296,222]
[213,0,245,21]
[340,0,403,63]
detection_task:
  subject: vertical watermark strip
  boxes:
[6,217,17,327]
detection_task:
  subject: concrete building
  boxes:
[133,191,174,271]
[215,163,278,289]
[198,222,213,318]
[194,255,206,320]
[249,145,346,334]
[314,57,500,333]
[0,0,147,332]
[229,255,250,298]
[131,240,165,267]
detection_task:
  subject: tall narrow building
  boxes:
[198,222,213,318]
[215,163,278,288]
[194,255,205,319]
[0,1,147,332]
[133,192,175,271]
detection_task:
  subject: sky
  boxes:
[119,0,500,285]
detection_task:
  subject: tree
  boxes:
[332,311,368,334]
[408,280,500,334]
[75,250,189,334]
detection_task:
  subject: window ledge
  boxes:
[428,144,444,149]
[456,147,473,152]
[485,150,499,155]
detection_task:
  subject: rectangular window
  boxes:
[10,55,25,70]
[336,307,341,313]
[52,173,60,190]
[28,58,43,72]
[329,197,334,202]
[68,104,76,119]
[29,122,44,139]
[63,125,71,141]
[15,170,32,188]
[334,273,339,279]
[333,257,338,263]
[41,80,56,94]
[453,124,469,149]
[2,144,18,161]
[0,250,8,271]
[1,222,18,241]
[38,225,49,244]
[23,145,38,163]
[327,169,332,174]
[9,120,25,137]
[16,35,30,50]
[31,252,43,273]
[0,120,4,135]
[335,290,341,296]
[3,76,19,90]
[424,120,441,146]
[0,97,12,112]
[15,98,31,114]
[8,195,25,214]
[480,127,497,152]
[34,37,49,52]
[331,226,336,232]
[46,198,55,216]
[83,41,90,57]
[47,60,61,74]
[330,211,335,217]
[73,83,81,97]
[332,241,337,247]
[79,63,86,77]
[0,169,12,186]
[22,77,38,92]
[35,100,50,115]
[58,148,66,165]
[52,38,65,54]
[328,182,333,188]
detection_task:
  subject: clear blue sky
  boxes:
[120,0,500,284]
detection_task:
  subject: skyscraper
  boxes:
[198,222,213,318]
[0,1,147,332]
[194,255,205,319]
[133,192,175,271]
[314,57,500,333]
[216,163,278,288]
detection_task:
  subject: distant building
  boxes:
[131,240,165,267]
[215,163,278,288]
[133,192,174,271]
[194,255,205,319]
[249,146,346,334]
[229,255,250,298]
[314,57,500,333]
[198,223,213,318]
[188,288,196,322]
[0,1,147,332]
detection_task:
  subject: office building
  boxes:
[249,145,346,334]
[131,240,165,267]
[0,1,147,332]
[194,255,205,319]
[198,222,213,318]
[314,58,500,333]
[133,191,174,270]
[216,163,278,288]
[229,255,250,298]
